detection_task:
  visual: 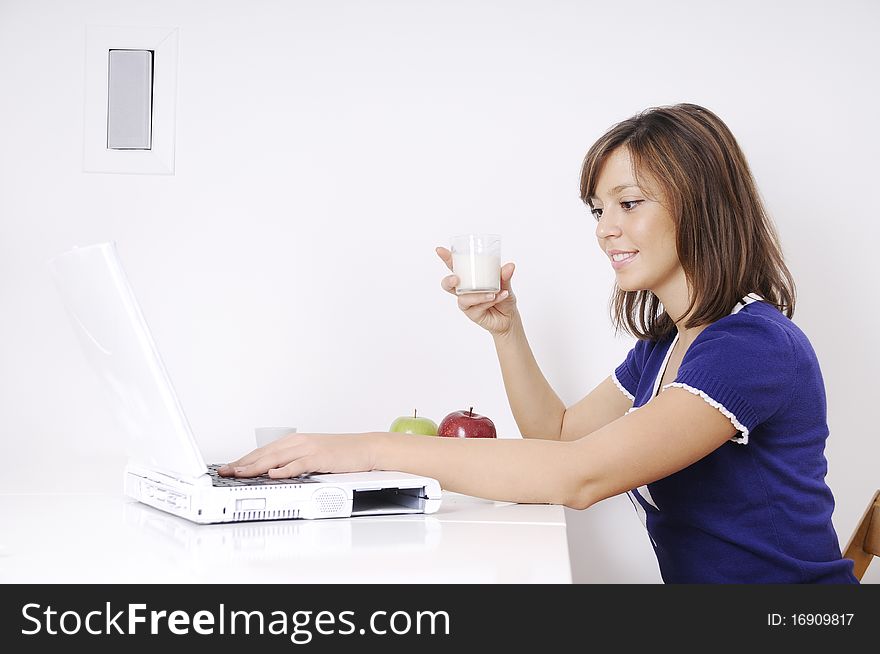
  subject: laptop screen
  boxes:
[49,242,208,478]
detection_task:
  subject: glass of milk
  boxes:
[450,234,501,295]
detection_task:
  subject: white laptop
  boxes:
[48,242,442,524]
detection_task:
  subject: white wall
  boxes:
[1,0,877,583]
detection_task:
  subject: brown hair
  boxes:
[580,103,796,341]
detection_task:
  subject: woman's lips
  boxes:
[610,251,638,270]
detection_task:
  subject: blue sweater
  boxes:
[612,296,858,584]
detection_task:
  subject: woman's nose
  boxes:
[595,211,622,239]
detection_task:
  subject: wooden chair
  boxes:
[843,489,880,581]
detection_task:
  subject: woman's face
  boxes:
[590,147,684,295]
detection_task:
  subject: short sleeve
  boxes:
[666,313,796,444]
[613,338,652,402]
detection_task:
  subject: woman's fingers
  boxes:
[268,458,315,478]
[435,247,454,271]
[230,446,303,477]
[438,246,458,294]
[218,435,303,476]
[458,290,509,311]
[217,449,263,474]
[500,262,515,290]
[440,274,459,294]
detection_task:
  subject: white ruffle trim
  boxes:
[611,371,635,401]
[662,382,750,445]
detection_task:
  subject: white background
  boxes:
[1,0,877,583]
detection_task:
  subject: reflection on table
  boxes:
[0,492,571,583]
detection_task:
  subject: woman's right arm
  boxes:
[437,247,632,441]
[490,316,566,439]
[493,321,632,440]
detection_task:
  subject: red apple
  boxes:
[437,406,496,438]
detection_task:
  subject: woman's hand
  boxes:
[436,246,518,337]
[217,432,379,479]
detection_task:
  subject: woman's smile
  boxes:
[608,249,639,269]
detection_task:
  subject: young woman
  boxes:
[220,103,858,584]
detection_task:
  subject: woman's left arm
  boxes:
[219,388,737,509]
[376,387,738,507]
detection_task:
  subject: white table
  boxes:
[0,491,572,583]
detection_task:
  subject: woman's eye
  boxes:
[592,200,642,221]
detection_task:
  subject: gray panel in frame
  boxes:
[107,49,153,150]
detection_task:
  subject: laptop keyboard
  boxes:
[207,464,319,487]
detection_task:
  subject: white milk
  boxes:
[452,252,501,294]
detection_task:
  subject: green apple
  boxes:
[389,409,438,435]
